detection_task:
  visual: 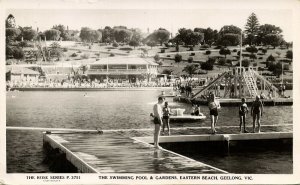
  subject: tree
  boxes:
[286,50,293,60]
[174,54,182,66]
[20,27,37,41]
[201,58,215,70]
[49,42,63,61]
[219,47,231,58]
[262,48,267,55]
[218,25,241,46]
[183,65,198,76]
[194,27,218,45]
[146,28,170,46]
[266,54,275,62]
[6,46,24,60]
[268,62,283,77]
[162,69,173,75]
[263,34,282,49]
[249,54,257,62]
[6,14,16,28]
[80,27,102,43]
[146,41,156,49]
[114,28,133,43]
[129,40,139,49]
[6,28,21,43]
[131,28,143,43]
[154,54,160,63]
[102,26,114,43]
[176,28,203,46]
[244,13,260,45]
[44,29,61,41]
[246,46,258,54]
[242,59,250,67]
[53,24,71,41]
[188,57,194,63]
[257,24,282,45]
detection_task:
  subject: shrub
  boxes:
[226,59,232,65]
[242,59,250,67]
[81,53,90,59]
[95,53,100,57]
[262,48,267,54]
[112,42,118,47]
[70,53,78,57]
[164,43,170,48]
[266,55,275,62]
[189,46,194,51]
[119,47,133,51]
[232,49,237,52]
[161,49,165,53]
[283,64,290,70]
[242,53,250,57]
[218,58,226,65]
[246,46,258,53]
[188,57,194,63]
[200,44,210,49]
[109,53,115,57]
[201,59,214,70]
[206,50,211,55]
[106,47,115,49]
[167,55,170,57]
[77,50,82,53]
[190,53,195,56]
[258,56,263,59]
[88,45,92,49]
[66,58,70,61]
[214,45,222,49]
[63,48,68,52]
[253,63,258,67]
[176,45,179,52]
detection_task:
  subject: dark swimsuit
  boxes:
[162,107,170,119]
[252,100,262,114]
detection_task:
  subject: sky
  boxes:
[5,7,293,41]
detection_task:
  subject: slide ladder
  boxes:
[192,71,229,99]
[251,70,279,92]
[243,71,258,97]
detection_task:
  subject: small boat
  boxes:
[159,91,180,98]
[170,114,206,121]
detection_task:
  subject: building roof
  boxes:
[89,57,158,66]
[6,66,40,75]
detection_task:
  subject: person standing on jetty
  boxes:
[239,98,249,133]
[162,101,172,136]
[251,95,264,133]
[208,93,221,134]
[152,97,164,148]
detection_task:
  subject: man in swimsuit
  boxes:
[208,93,221,134]
[251,95,264,133]
[153,97,164,148]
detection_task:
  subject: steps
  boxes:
[244,71,258,97]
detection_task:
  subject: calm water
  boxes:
[6,90,293,173]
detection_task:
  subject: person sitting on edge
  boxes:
[162,101,173,136]
[152,97,164,148]
[191,104,201,116]
[208,93,221,134]
[239,98,249,133]
[251,95,264,133]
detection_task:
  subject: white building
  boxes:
[86,57,158,83]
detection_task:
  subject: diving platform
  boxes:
[42,124,292,173]
[174,96,293,106]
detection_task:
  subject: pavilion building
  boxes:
[86,57,158,83]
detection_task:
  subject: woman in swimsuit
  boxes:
[208,93,221,134]
[251,95,264,133]
[162,101,172,135]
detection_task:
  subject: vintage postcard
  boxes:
[0,0,299,184]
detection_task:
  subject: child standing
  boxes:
[239,98,249,133]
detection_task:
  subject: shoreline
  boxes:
[9,87,174,91]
